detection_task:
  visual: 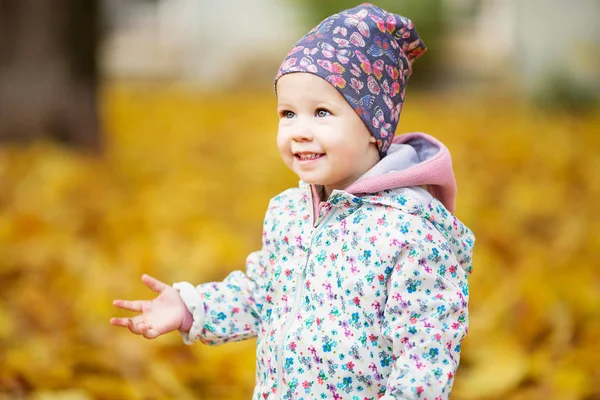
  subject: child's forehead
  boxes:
[277,73,345,104]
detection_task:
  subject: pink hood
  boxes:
[312,132,457,213]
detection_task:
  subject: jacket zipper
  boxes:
[273,202,336,398]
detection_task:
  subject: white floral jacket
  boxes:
[175,134,475,399]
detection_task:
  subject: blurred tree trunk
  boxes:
[0,0,102,151]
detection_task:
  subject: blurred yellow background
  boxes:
[1,0,600,399]
[1,86,598,399]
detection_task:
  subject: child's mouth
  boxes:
[295,153,325,161]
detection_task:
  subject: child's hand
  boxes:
[110,274,185,339]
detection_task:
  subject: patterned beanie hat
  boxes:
[274,3,426,158]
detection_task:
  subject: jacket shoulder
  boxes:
[266,186,307,212]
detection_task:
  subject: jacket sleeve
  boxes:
[173,248,268,345]
[380,234,470,399]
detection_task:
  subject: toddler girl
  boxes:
[111,3,475,399]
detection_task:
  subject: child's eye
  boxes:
[281,110,296,119]
[316,108,331,118]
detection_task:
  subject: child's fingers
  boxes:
[141,274,169,294]
[129,321,147,335]
[113,299,144,312]
[143,328,160,340]
[110,316,161,340]
[110,317,132,328]
[110,317,153,337]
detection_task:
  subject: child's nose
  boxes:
[291,119,313,142]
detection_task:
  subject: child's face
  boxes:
[276,73,380,197]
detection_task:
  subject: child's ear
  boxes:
[369,136,377,143]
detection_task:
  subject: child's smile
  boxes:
[276,72,380,198]
[294,152,325,162]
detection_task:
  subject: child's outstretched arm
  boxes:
[110,274,188,339]
[381,221,471,399]
[173,249,268,345]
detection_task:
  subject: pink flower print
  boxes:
[302,380,311,389]
[368,334,377,344]
[372,300,381,311]
[353,297,361,305]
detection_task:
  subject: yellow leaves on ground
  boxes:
[1,85,599,399]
